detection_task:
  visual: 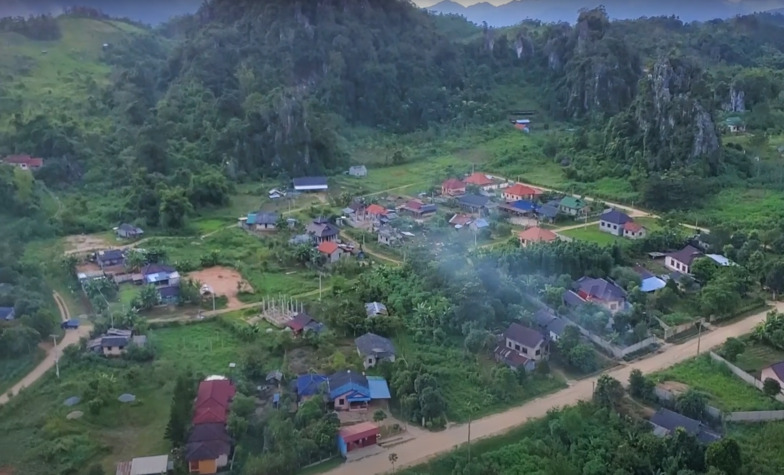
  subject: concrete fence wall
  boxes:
[709,352,784,404]
[726,411,784,422]
[655,317,705,340]
[654,387,722,419]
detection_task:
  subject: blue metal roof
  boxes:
[273,393,280,403]
[367,376,391,399]
[296,374,328,397]
[511,200,538,212]
[246,213,257,225]
[473,218,489,228]
[0,307,14,320]
[640,276,666,293]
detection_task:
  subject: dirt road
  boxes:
[0,292,93,405]
[324,303,778,475]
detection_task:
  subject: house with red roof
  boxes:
[365,204,387,218]
[188,378,235,474]
[317,240,343,263]
[464,172,494,188]
[402,199,437,218]
[337,422,380,456]
[441,178,466,197]
[518,226,558,247]
[502,183,542,202]
[3,154,43,170]
[623,221,646,239]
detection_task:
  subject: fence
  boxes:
[725,411,784,422]
[655,317,705,341]
[654,387,722,419]
[709,352,784,404]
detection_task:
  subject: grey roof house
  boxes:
[293,176,328,191]
[650,408,721,443]
[665,245,704,275]
[348,165,368,177]
[365,302,388,317]
[355,332,396,369]
[572,277,628,314]
[534,308,569,341]
[599,209,631,236]
[494,322,548,371]
[457,193,490,213]
[116,223,144,239]
[306,218,339,243]
[97,249,124,269]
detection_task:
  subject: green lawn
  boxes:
[729,422,784,475]
[734,340,784,379]
[681,187,784,229]
[559,223,624,246]
[652,354,784,412]
[151,320,249,374]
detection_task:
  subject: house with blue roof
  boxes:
[328,370,391,411]
[243,211,279,231]
[295,374,329,402]
[635,266,666,293]
[0,307,15,321]
[499,199,539,217]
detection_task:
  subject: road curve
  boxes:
[324,303,777,475]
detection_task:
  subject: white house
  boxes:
[665,245,704,274]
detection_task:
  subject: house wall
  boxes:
[103,346,126,357]
[505,337,546,361]
[599,220,623,236]
[255,223,276,231]
[624,228,646,239]
[665,257,690,274]
[193,458,218,474]
[363,355,377,369]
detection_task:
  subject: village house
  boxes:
[518,226,558,247]
[187,378,235,474]
[317,240,344,263]
[401,199,437,218]
[115,454,171,475]
[377,226,402,246]
[3,154,43,170]
[328,370,391,411]
[96,249,125,270]
[306,217,339,243]
[284,312,326,336]
[116,224,144,239]
[292,176,328,192]
[623,221,647,239]
[355,332,396,368]
[502,183,542,202]
[665,245,704,275]
[559,196,589,217]
[337,422,380,457]
[498,199,538,217]
[635,266,666,293]
[0,307,15,321]
[364,204,388,221]
[761,361,784,392]
[456,193,490,214]
[463,172,495,189]
[650,408,721,443]
[724,116,746,134]
[243,211,279,231]
[599,209,646,239]
[534,308,569,342]
[348,165,368,177]
[441,178,466,197]
[470,218,489,232]
[570,277,628,314]
[494,323,548,372]
[535,200,561,223]
[295,374,330,403]
[87,329,147,357]
[449,213,473,228]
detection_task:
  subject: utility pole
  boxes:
[51,334,60,379]
[318,274,323,301]
[467,408,473,465]
[696,321,703,355]
[212,291,216,312]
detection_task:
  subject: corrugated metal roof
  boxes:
[130,455,169,475]
[367,376,391,399]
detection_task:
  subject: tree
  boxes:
[628,369,653,400]
[165,373,195,447]
[700,279,741,319]
[706,438,742,475]
[763,377,781,397]
[138,284,160,310]
[676,389,708,420]
[720,337,745,362]
[593,375,624,409]
[389,453,398,472]
[373,410,387,422]
[765,260,784,297]
[691,257,719,283]
[568,344,597,373]
[159,185,193,228]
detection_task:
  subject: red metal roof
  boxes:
[449,214,472,226]
[338,422,380,443]
[318,241,339,255]
[404,199,423,210]
[624,221,644,232]
[504,183,541,198]
[286,313,313,332]
[4,155,43,167]
[464,172,494,187]
[365,204,387,216]
[196,379,235,410]
[192,404,229,424]
[441,178,465,190]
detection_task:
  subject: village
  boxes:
[2,149,775,475]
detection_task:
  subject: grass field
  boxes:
[734,340,784,378]
[559,223,624,246]
[652,354,784,411]
[681,187,784,229]
[729,422,784,475]
[0,349,45,395]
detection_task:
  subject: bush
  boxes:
[763,377,781,397]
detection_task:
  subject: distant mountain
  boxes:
[427,0,784,26]
[0,0,201,24]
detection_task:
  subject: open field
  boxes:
[187,266,251,310]
[651,354,784,411]
[730,422,784,475]
[0,349,45,395]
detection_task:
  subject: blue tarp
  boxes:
[367,376,391,399]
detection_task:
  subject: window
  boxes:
[535,349,541,356]
[514,343,521,351]
[339,398,345,405]
[190,461,199,471]
[521,347,528,354]
[507,340,513,349]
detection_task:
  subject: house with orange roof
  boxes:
[464,172,494,188]
[502,183,542,202]
[365,204,388,219]
[441,178,466,197]
[518,226,558,247]
[317,240,344,263]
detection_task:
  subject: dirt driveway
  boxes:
[187,266,252,310]
[324,303,780,475]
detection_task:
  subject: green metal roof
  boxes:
[724,117,743,126]
[560,196,586,209]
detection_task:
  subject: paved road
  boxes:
[324,303,778,475]
[0,292,93,405]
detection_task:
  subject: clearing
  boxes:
[187,266,252,310]
[64,234,113,254]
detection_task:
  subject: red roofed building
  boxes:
[502,183,542,202]
[337,422,380,456]
[518,226,558,247]
[3,155,43,170]
[317,240,343,263]
[449,213,472,227]
[623,221,646,239]
[365,204,387,217]
[441,178,466,197]
[196,379,235,410]
[464,172,494,188]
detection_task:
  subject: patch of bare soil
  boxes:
[658,380,690,395]
[64,234,112,254]
[187,266,252,310]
